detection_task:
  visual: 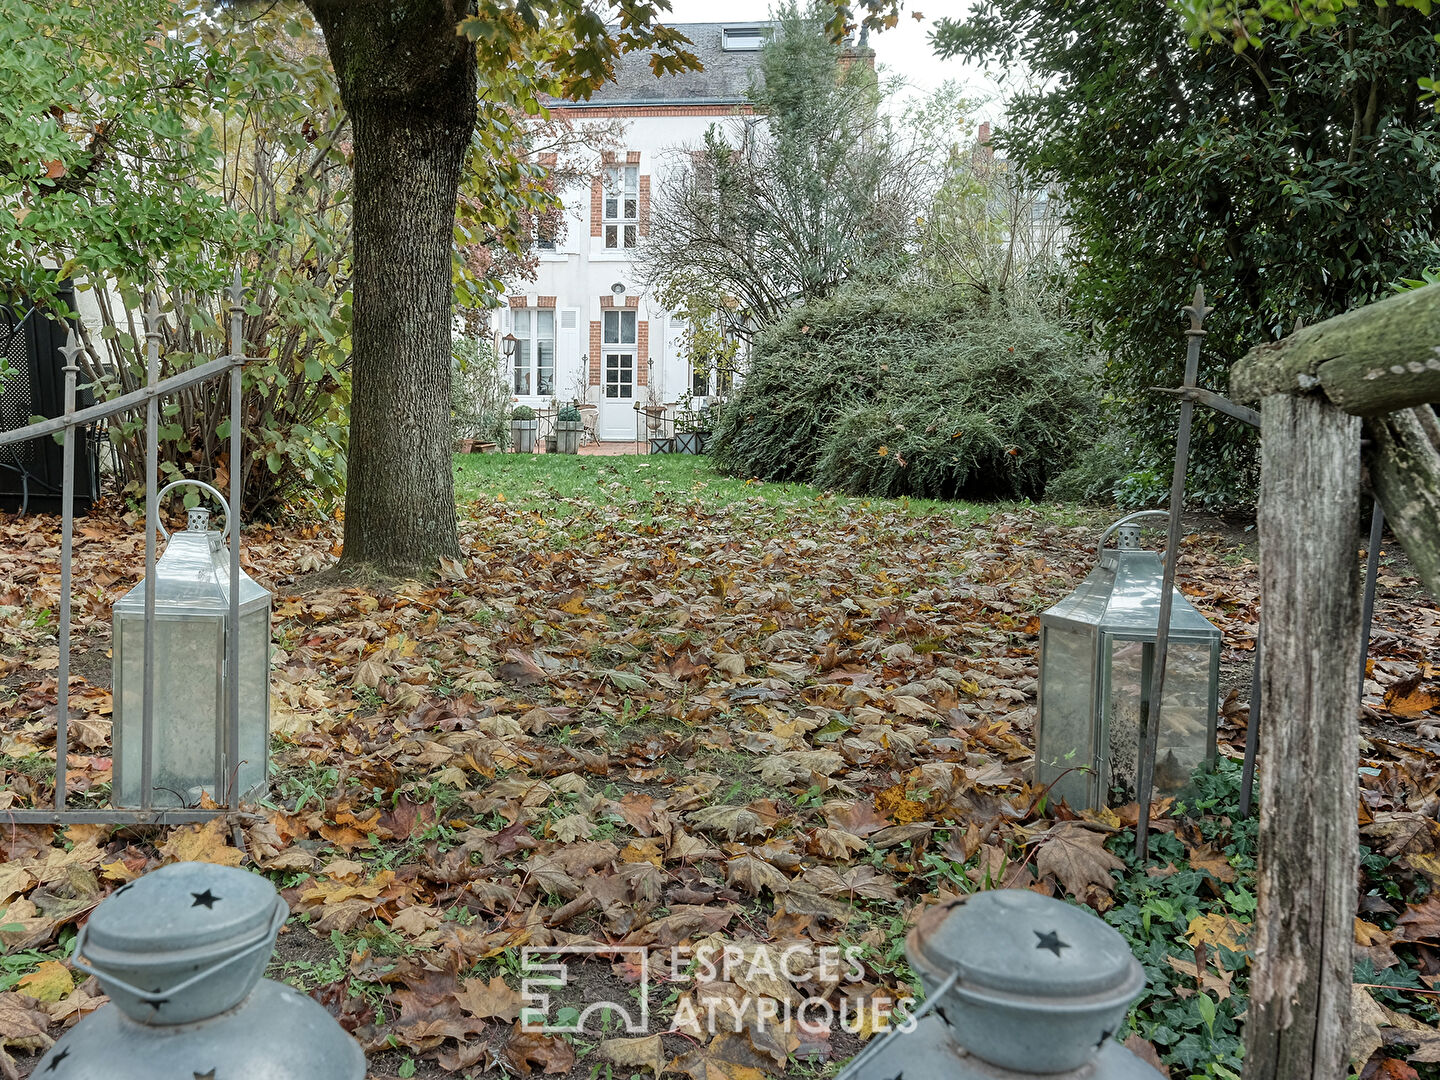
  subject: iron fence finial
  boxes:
[1184,284,1212,335]
[58,329,84,371]
[228,266,244,311]
[143,299,164,339]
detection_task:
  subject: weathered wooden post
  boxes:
[1230,283,1440,1079]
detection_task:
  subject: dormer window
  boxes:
[721,26,766,51]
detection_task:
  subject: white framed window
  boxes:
[602,309,637,400]
[512,308,555,395]
[722,26,767,50]
[603,165,639,249]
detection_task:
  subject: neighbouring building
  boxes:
[493,23,768,441]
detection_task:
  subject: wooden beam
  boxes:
[1231,285,1440,414]
[0,354,244,449]
[1244,393,1363,1080]
[1366,407,1440,597]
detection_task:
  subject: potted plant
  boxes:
[555,405,584,454]
[510,404,538,453]
[673,396,716,455]
[453,336,510,454]
[642,383,667,433]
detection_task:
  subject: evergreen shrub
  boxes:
[711,285,1097,500]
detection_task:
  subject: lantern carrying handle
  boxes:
[153,479,232,542]
[1097,510,1170,550]
[69,895,286,1002]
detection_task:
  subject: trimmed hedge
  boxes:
[711,286,1097,500]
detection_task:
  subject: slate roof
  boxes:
[558,23,769,107]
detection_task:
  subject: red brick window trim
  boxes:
[537,296,556,309]
[509,296,528,308]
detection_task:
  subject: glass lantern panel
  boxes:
[1104,639,1148,800]
[1152,641,1216,794]
[237,606,271,799]
[1105,638,1217,802]
[1037,625,1096,809]
[114,613,223,807]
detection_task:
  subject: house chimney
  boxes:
[978,122,991,144]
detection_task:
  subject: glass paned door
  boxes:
[600,309,638,439]
[604,353,634,399]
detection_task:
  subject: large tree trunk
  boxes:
[306,0,474,575]
[1243,393,1363,1080]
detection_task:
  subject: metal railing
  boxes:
[0,271,260,825]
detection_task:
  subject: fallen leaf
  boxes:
[1034,821,1125,895]
[157,819,245,867]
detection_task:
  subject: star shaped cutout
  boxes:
[191,889,220,909]
[46,1047,69,1072]
[1034,929,1070,957]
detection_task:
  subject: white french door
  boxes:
[599,310,637,440]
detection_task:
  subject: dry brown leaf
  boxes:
[157,819,245,867]
[1034,821,1125,895]
[454,975,523,1022]
[599,1034,665,1075]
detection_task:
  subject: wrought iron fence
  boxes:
[0,272,259,825]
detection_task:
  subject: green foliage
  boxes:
[556,405,581,423]
[452,336,509,444]
[935,0,1440,509]
[641,2,927,332]
[711,285,1096,501]
[1,1,351,518]
[1104,761,1255,1077]
[511,404,536,421]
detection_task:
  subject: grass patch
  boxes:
[452,452,1094,528]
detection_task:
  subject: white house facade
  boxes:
[494,23,766,441]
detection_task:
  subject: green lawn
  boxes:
[452,451,1096,528]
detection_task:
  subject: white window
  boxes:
[512,309,555,396]
[722,26,767,50]
[603,165,639,250]
[602,309,637,400]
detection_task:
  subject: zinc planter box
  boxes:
[556,420,583,455]
[510,419,538,453]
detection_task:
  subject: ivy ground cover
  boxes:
[1,455,1439,1079]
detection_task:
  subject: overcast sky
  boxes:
[663,1,1001,116]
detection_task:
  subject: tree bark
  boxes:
[306,0,474,575]
[1365,407,1440,597]
[1231,283,1440,414]
[1244,393,1363,1080]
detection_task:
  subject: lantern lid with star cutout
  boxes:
[911,888,1143,1001]
[72,862,286,1025]
[36,862,363,1080]
[902,889,1150,1074]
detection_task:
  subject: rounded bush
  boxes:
[711,286,1096,500]
[511,405,536,421]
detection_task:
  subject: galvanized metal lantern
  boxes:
[37,862,364,1079]
[1036,511,1222,810]
[111,480,271,808]
[837,890,1166,1079]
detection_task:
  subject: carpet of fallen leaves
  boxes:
[2,462,1439,1079]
